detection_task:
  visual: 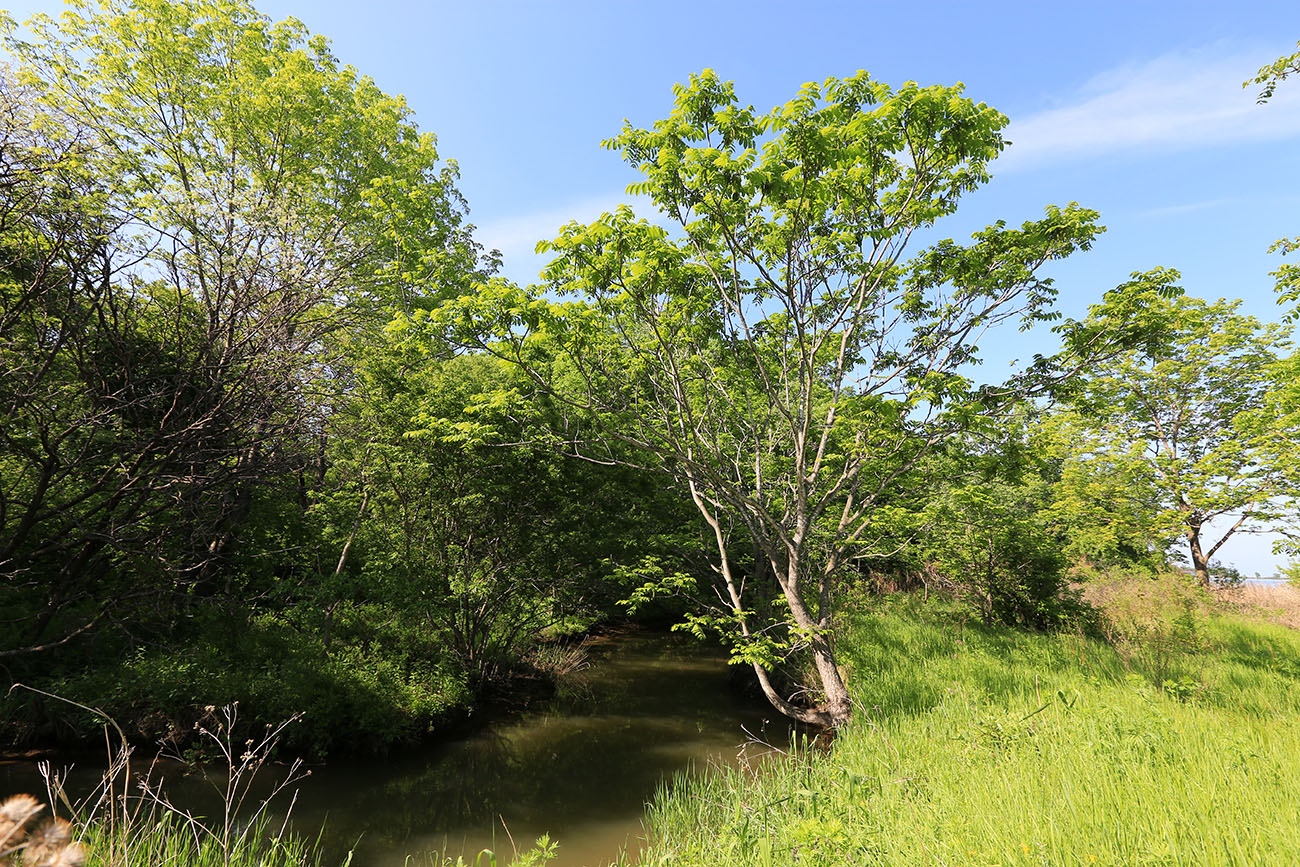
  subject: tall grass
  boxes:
[636,589,1300,866]
[76,814,324,867]
[1214,580,1300,630]
[9,693,563,867]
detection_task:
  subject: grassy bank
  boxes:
[637,581,1300,866]
[4,805,555,867]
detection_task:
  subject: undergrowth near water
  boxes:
[401,834,558,867]
[14,610,471,759]
[73,814,324,867]
[635,586,1300,866]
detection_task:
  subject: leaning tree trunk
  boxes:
[809,636,853,726]
[1186,522,1211,588]
[691,483,853,728]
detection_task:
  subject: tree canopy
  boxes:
[0,0,491,661]
[3,0,1297,760]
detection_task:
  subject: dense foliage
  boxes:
[1055,273,1296,585]
[429,69,1119,726]
[0,0,688,755]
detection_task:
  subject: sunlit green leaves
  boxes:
[1246,40,1300,104]
[5,0,485,314]
[424,68,1108,724]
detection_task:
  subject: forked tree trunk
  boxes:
[742,630,852,728]
[690,483,853,728]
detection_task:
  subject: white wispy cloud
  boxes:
[1000,44,1300,171]
[1132,197,1241,219]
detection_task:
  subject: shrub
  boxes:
[922,481,1093,631]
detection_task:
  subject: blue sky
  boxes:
[6,0,1300,573]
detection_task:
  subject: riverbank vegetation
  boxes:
[10,576,1299,867]
[0,0,697,757]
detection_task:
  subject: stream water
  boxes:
[2,629,793,866]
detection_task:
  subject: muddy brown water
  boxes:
[2,629,796,866]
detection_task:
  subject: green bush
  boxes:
[21,608,471,758]
[922,480,1093,631]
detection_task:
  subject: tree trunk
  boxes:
[781,570,854,728]
[810,639,853,726]
[686,482,853,728]
[1186,523,1210,587]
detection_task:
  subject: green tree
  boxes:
[922,476,1072,629]
[1039,410,1172,573]
[431,70,1105,726]
[316,338,694,689]
[0,0,487,659]
[0,74,120,656]
[1245,41,1300,572]
[911,413,1095,629]
[6,0,485,318]
[1058,273,1294,587]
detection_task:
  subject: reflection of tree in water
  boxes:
[306,710,750,856]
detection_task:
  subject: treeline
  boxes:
[1,1,1297,752]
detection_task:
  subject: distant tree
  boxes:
[1058,272,1295,587]
[432,70,1108,727]
[1244,42,1300,571]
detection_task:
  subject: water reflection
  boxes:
[291,630,792,865]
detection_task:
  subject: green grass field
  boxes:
[636,586,1300,866]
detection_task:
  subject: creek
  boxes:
[2,628,793,866]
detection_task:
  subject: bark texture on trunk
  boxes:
[1187,523,1210,587]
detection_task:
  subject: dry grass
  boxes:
[527,641,591,677]
[1079,570,1300,637]
[7,694,319,867]
[1214,581,1300,630]
[1080,570,1212,642]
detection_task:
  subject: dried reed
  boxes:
[1215,581,1300,629]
